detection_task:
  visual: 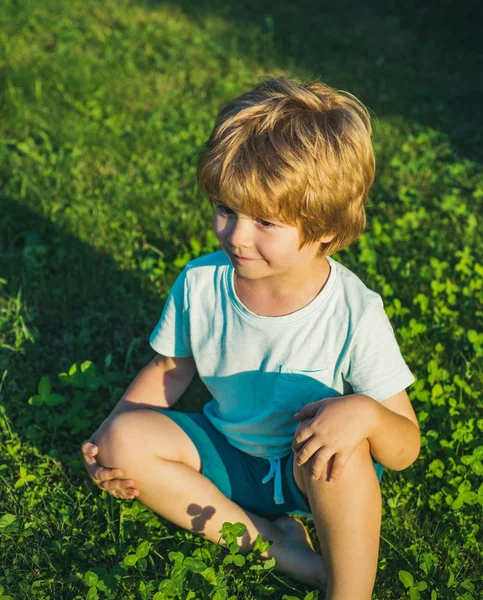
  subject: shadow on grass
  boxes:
[0,196,209,456]
[149,0,483,165]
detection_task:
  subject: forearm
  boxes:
[112,370,188,416]
[365,396,421,471]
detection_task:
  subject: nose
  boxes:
[225,216,254,249]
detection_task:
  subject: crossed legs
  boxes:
[95,410,381,598]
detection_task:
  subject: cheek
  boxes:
[268,236,299,259]
[213,216,225,239]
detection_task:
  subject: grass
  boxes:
[0,0,482,598]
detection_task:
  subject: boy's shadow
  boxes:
[0,197,210,457]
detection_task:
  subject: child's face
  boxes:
[213,202,334,284]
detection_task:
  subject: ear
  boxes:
[319,232,336,244]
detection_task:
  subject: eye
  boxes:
[215,203,234,215]
[215,203,276,228]
[256,218,276,229]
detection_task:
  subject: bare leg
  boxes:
[94,410,325,589]
[297,439,382,600]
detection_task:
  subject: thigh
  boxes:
[156,410,302,520]
[155,408,240,503]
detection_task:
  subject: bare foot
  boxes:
[267,515,326,590]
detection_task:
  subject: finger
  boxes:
[98,478,138,493]
[98,479,121,493]
[294,436,321,466]
[117,488,139,500]
[119,479,138,490]
[294,405,314,420]
[101,483,139,500]
[111,489,126,500]
[292,424,313,453]
[97,479,111,491]
[327,453,348,483]
[94,467,124,482]
[83,452,98,467]
[309,447,335,480]
[81,442,98,456]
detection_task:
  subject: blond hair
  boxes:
[197,76,375,255]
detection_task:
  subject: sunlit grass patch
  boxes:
[0,0,482,598]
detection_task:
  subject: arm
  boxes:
[293,295,419,479]
[366,389,420,471]
[105,353,197,419]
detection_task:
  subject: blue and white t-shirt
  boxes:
[150,250,415,504]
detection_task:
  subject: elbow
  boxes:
[393,455,419,472]
[404,421,421,468]
[412,425,422,464]
[401,450,420,471]
[396,428,421,471]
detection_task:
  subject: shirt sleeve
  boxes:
[149,266,192,357]
[345,296,415,401]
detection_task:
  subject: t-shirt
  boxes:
[149,250,415,510]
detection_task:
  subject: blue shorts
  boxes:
[156,409,384,521]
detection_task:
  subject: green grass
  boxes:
[0,0,482,598]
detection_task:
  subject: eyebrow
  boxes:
[214,201,282,224]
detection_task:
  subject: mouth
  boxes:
[233,254,259,261]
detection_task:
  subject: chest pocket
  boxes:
[272,364,335,412]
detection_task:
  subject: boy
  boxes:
[82,76,420,599]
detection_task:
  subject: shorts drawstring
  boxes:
[262,457,285,505]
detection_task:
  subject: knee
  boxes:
[301,438,373,485]
[341,439,374,475]
[96,411,142,469]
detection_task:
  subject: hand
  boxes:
[292,394,376,483]
[81,440,140,500]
